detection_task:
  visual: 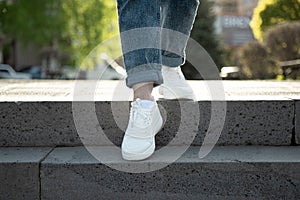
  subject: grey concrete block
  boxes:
[295,100,300,144]
[0,101,130,147]
[0,102,81,146]
[0,100,295,147]
[158,100,294,146]
[199,100,294,145]
[0,147,53,200]
[41,146,300,200]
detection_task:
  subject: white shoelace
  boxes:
[130,100,152,128]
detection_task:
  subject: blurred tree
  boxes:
[0,0,118,66]
[238,41,279,79]
[263,21,300,61]
[183,0,224,79]
[250,0,300,41]
[0,0,66,46]
[61,0,118,66]
[237,22,300,80]
[0,0,65,65]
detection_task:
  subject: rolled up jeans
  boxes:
[117,0,199,88]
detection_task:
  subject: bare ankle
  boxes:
[132,82,154,101]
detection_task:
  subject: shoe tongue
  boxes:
[140,100,155,109]
[135,98,155,109]
[132,99,155,128]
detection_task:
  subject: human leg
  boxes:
[117,0,163,88]
[159,0,199,100]
[160,0,200,67]
[116,0,163,160]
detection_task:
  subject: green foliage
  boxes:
[246,1,300,79]
[263,21,300,61]
[238,41,279,79]
[238,21,300,79]
[183,0,224,79]
[190,0,224,68]
[0,0,66,46]
[61,0,118,66]
[0,0,119,66]
[250,0,300,40]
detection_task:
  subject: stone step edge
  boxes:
[41,146,300,165]
[1,146,299,200]
[2,146,299,164]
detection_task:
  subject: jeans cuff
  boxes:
[126,64,163,88]
[162,55,185,67]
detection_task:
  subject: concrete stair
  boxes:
[0,80,300,199]
[1,146,299,199]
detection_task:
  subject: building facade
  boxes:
[211,0,259,47]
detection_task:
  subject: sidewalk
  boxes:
[0,80,300,101]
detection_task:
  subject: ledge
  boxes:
[39,146,300,199]
[0,80,299,146]
[0,80,300,101]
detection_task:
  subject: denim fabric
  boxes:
[117,0,199,88]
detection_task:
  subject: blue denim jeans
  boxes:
[117,0,199,88]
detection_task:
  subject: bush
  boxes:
[237,22,300,79]
[238,41,279,79]
[263,22,300,61]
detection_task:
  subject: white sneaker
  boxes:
[159,65,195,100]
[121,98,163,161]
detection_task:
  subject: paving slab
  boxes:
[40,146,300,200]
[1,80,300,101]
[0,147,53,200]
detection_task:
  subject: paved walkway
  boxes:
[0,80,300,101]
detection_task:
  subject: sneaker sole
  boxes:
[122,142,155,161]
[122,113,163,161]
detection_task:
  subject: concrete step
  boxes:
[0,80,299,147]
[0,147,53,200]
[1,146,299,199]
[0,100,296,147]
[40,146,300,199]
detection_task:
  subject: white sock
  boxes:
[140,99,155,109]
